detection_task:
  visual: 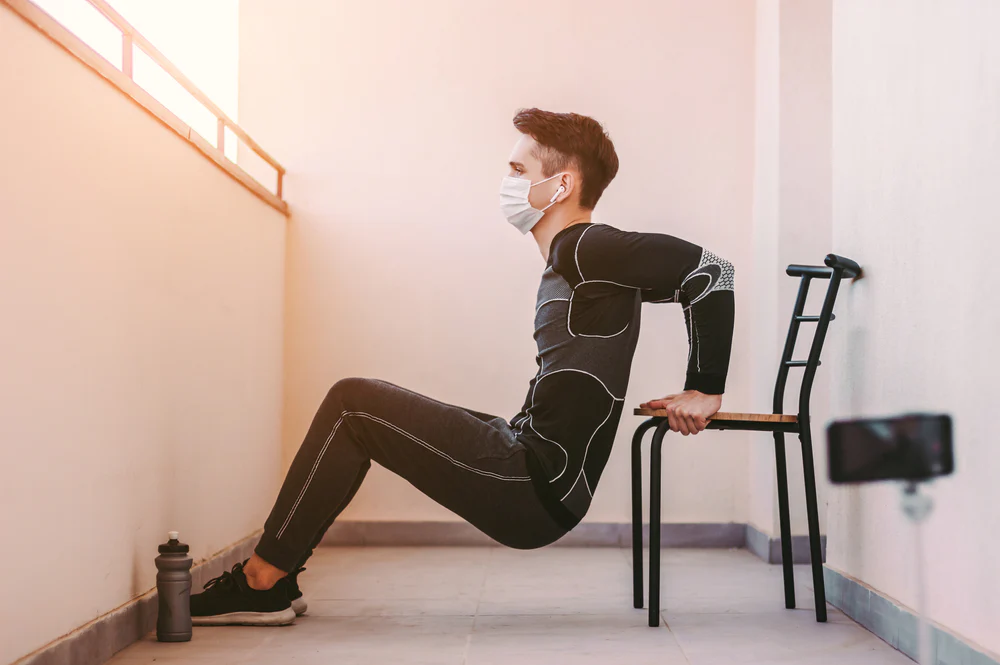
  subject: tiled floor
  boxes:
[108,547,911,664]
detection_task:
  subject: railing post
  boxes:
[122,32,132,79]
[15,0,287,207]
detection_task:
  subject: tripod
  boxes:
[901,481,934,665]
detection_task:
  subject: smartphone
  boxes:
[827,413,953,484]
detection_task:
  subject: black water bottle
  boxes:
[155,531,192,642]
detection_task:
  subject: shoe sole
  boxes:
[290,597,308,616]
[192,607,296,626]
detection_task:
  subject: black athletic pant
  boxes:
[255,377,569,572]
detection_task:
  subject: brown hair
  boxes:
[512,108,619,210]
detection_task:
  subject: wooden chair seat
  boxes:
[632,408,797,423]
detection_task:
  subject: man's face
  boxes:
[507,135,563,212]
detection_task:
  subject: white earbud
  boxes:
[550,185,566,203]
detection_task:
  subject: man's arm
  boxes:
[554,223,735,432]
[676,247,736,395]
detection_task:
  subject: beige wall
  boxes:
[776,0,833,537]
[0,6,286,663]
[828,0,1000,654]
[238,0,757,526]
[747,0,833,538]
[747,0,781,536]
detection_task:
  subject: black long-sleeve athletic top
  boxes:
[509,221,735,532]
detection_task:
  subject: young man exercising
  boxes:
[190,108,735,625]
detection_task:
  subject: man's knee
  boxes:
[319,378,379,452]
[327,376,371,402]
[324,378,387,432]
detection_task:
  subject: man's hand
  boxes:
[638,390,722,436]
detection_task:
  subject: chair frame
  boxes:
[630,253,861,627]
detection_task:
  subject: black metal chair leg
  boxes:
[631,420,656,609]
[648,420,670,627]
[773,430,796,609]
[799,422,828,622]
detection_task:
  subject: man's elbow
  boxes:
[698,249,735,296]
[714,253,735,293]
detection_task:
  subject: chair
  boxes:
[630,253,861,627]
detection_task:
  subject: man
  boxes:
[189,108,735,625]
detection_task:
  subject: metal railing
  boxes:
[3,0,288,214]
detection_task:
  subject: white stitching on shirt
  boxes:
[574,225,595,282]
[536,297,569,313]
[694,314,701,372]
[577,278,651,290]
[539,368,625,402]
[517,376,571,481]
[686,313,694,365]
[561,398,617,501]
[681,248,734,305]
[566,289,631,339]
[516,368,624,483]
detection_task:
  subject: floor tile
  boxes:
[243,615,473,665]
[465,613,690,665]
[305,598,480,616]
[665,610,911,664]
[105,546,913,665]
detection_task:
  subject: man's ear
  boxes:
[554,173,576,204]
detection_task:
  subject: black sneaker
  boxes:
[190,561,296,626]
[279,566,308,616]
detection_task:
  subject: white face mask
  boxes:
[499,172,566,234]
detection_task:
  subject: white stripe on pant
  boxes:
[254,377,569,571]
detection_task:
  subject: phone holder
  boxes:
[901,481,934,665]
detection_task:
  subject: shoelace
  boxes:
[202,562,244,592]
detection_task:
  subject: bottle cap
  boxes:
[159,531,189,554]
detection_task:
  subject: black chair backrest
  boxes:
[773,254,861,423]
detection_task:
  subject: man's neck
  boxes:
[532,210,593,263]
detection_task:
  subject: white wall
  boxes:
[828,0,1000,654]
[747,0,782,537]
[747,0,832,538]
[0,6,286,662]
[238,0,757,526]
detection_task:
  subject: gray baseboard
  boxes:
[320,521,748,548]
[320,521,747,547]
[320,520,810,556]
[14,531,262,665]
[744,523,827,564]
[824,566,999,665]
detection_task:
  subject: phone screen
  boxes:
[827,414,953,483]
